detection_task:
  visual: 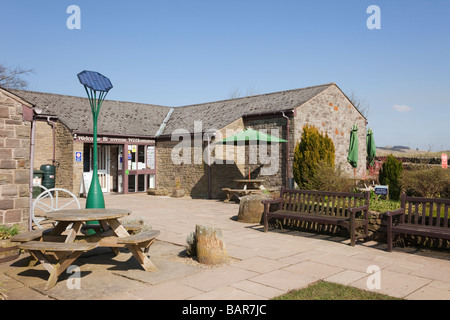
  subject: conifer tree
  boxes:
[293,125,335,188]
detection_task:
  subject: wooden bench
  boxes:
[18,241,98,290]
[263,187,370,246]
[385,193,450,252]
[117,230,161,271]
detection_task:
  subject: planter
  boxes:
[0,239,20,263]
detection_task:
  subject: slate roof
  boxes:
[9,83,334,138]
[10,89,171,137]
[162,83,333,136]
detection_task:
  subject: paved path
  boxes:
[1,193,449,300]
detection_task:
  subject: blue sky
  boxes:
[1,0,449,151]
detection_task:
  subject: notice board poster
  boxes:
[147,146,155,170]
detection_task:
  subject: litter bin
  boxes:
[40,164,56,191]
[32,169,44,198]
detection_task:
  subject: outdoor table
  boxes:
[19,208,158,289]
[233,179,265,190]
[222,179,266,202]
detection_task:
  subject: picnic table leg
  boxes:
[29,250,84,290]
[126,244,158,272]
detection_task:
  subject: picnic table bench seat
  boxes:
[116,229,160,271]
[11,227,54,243]
[117,229,160,246]
[263,187,370,246]
[385,193,450,252]
[18,241,99,290]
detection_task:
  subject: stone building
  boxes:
[0,88,34,225]
[9,82,367,202]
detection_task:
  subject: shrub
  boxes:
[185,231,197,257]
[0,225,19,240]
[379,155,403,200]
[293,125,335,188]
[401,165,450,198]
[303,161,353,192]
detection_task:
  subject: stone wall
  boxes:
[293,85,368,179]
[0,91,31,225]
[33,120,81,195]
[33,121,54,169]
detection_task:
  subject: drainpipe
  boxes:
[282,112,290,188]
[28,116,36,231]
[46,116,57,166]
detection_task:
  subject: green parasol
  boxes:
[366,128,376,167]
[213,128,287,179]
[347,124,359,168]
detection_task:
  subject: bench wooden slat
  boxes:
[117,230,160,245]
[263,187,370,246]
[19,241,98,252]
[392,224,450,240]
[11,227,54,243]
[444,205,449,228]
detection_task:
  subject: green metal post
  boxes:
[84,90,106,235]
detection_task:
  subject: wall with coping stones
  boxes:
[0,91,31,225]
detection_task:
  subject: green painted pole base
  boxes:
[85,175,105,235]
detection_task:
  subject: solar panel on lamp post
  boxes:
[77,71,113,211]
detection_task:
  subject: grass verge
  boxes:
[272,281,403,300]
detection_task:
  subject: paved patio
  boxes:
[1,193,449,300]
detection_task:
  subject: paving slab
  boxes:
[1,193,449,301]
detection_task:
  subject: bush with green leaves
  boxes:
[379,155,403,200]
[401,165,450,198]
[293,125,335,188]
[303,161,353,192]
[0,225,19,240]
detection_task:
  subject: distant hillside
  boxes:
[376,146,449,158]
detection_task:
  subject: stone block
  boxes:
[147,188,169,196]
[0,160,16,169]
[195,225,229,265]
[14,169,29,184]
[4,209,21,223]
[0,106,9,118]
[14,197,30,209]
[237,193,271,223]
[0,148,12,159]
[4,138,21,148]
[15,125,29,138]
[0,185,18,197]
[0,199,14,210]
[0,172,13,185]
[12,148,29,159]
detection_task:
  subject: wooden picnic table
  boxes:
[222,179,266,202]
[233,179,266,190]
[16,208,160,290]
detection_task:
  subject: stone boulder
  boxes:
[195,225,229,265]
[237,193,271,223]
[147,188,169,196]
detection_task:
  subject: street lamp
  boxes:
[77,70,113,210]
